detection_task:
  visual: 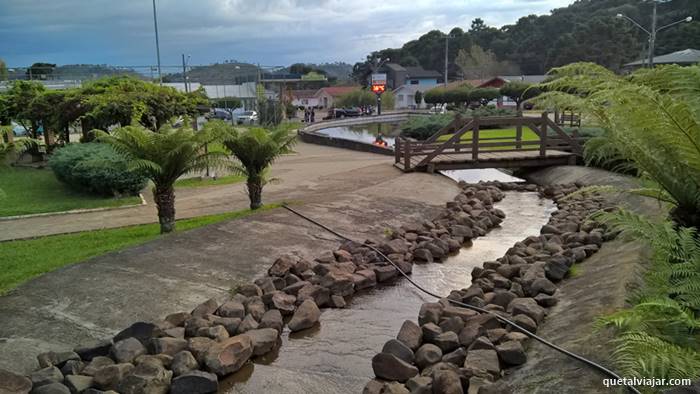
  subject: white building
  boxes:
[393,83,436,110]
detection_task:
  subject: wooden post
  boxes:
[540,112,548,157]
[472,117,479,161]
[515,110,523,150]
[395,138,401,164]
[404,140,411,171]
[554,108,560,125]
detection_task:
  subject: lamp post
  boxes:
[152,0,162,84]
[444,34,455,87]
[370,57,390,116]
[181,54,190,93]
[616,1,692,68]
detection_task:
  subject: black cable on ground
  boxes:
[282,204,641,394]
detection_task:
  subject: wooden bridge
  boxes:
[394,113,584,172]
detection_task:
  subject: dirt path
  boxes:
[0,142,392,241]
[0,151,460,375]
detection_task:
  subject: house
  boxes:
[291,89,320,108]
[431,75,547,108]
[393,84,431,109]
[623,48,700,70]
[314,86,360,108]
[379,63,442,90]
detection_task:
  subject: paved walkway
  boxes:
[1,142,393,241]
[0,142,460,376]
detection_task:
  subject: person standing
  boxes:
[310,109,315,123]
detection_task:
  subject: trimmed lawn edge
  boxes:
[0,193,147,221]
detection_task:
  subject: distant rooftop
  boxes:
[625,49,700,67]
[405,66,442,79]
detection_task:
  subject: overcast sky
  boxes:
[1,0,574,69]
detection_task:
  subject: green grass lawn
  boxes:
[0,204,281,294]
[174,174,245,189]
[0,167,141,217]
[437,127,540,143]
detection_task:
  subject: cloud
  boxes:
[0,0,573,68]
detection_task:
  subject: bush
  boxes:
[459,105,516,118]
[400,114,454,140]
[49,143,147,196]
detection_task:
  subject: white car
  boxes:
[237,111,258,125]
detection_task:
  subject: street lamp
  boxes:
[152,0,162,84]
[444,34,456,87]
[181,54,191,93]
[616,1,692,67]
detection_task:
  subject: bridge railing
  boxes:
[395,112,583,171]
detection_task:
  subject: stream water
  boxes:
[221,170,556,393]
[316,123,403,148]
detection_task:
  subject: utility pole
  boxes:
[152,0,162,84]
[444,35,449,87]
[181,54,189,93]
[648,1,658,68]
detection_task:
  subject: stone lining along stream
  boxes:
[221,176,556,393]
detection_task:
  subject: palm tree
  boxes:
[535,63,700,227]
[210,121,296,210]
[98,123,228,233]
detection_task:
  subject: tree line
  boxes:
[352,0,700,83]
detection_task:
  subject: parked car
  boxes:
[237,111,258,125]
[324,108,361,120]
[208,108,233,121]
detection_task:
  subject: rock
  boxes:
[74,341,112,362]
[415,343,443,369]
[397,320,422,351]
[413,248,433,263]
[30,366,63,388]
[196,325,229,341]
[334,249,353,262]
[469,336,495,351]
[496,341,526,366]
[320,271,355,296]
[363,379,385,394]
[540,224,561,235]
[464,349,500,377]
[371,352,419,382]
[111,337,147,364]
[296,284,330,307]
[442,347,467,366]
[382,339,415,364]
[245,298,266,321]
[282,280,310,296]
[450,225,473,238]
[329,295,347,308]
[288,299,321,332]
[373,265,398,282]
[149,337,188,356]
[269,255,296,276]
[433,331,460,353]
[259,309,284,333]
[30,383,70,394]
[171,351,199,377]
[439,316,464,334]
[511,314,538,333]
[216,300,245,319]
[164,312,191,327]
[113,322,157,345]
[0,368,32,394]
[475,379,513,394]
[64,374,94,393]
[487,328,507,344]
[490,290,517,309]
[236,283,262,297]
[383,382,410,394]
[530,276,557,296]
[352,269,377,290]
[418,303,443,325]
[187,337,215,364]
[116,362,172,394]
[170,370,218,394]
[270,292,297,315]
[432,368,463,394]
[237,314,259,334]
[545,259,569,282]
[254,277,276,294]
[134,354,172,369]
[37,351,80,369]
[204,335,253,376]
[507,298,546,323]
[184,318,211,337]
[93,363,135,391]
[81,357,114,377]
[60,360,85,376]
[422,323,442,343]
[442,306,478,322]
[245,328,279,356]
[163,327,186,339]
[381,238,409,255]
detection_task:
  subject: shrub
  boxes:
[400,114,454,140]
[49,143,147,196]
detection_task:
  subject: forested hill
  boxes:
[353,0,700,79]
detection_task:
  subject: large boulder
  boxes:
[30,366,63,388]
[113,322,157,345]
[245,328,279,356]
[171,351,199,377]
[216,300,245,319]
[64,375,94,393]
[190,298,220,319]
[507,298,546,323]
[464,348,500,377]
[296,284,330,308]
[268,255,297,277]
[116,362,172,394]
[319,271,355,296]
[432,368,463,394]
[81,356,114,376]
[93,363,135,391]
[170,370,218,394]
[496,340,527,366]
[382,339,415,364]
[187,337,215,364]
[74,340,112,362]
[418,303,443,325]
[371,352,419,382]
[111,337,147,364]
[149,337,188,356]
[288,299,321,332]
[397,320,422,351]
[415,343,442,369]
[270,292,297,315]
[204,335,253,376]
[0,368,32,394]
[30,383,70,394]
[259,309,284,333]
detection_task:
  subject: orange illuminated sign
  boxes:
[371,84,386,94]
